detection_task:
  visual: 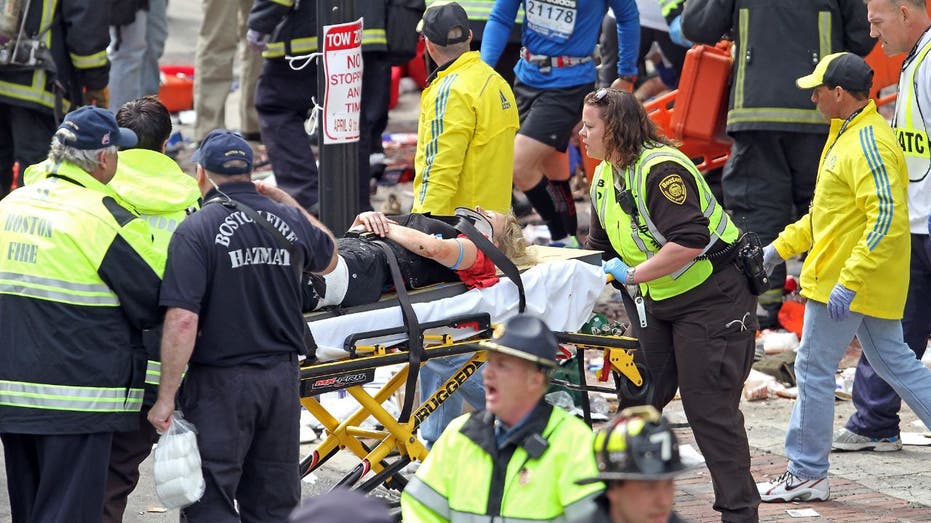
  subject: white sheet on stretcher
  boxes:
[310,259,608,362]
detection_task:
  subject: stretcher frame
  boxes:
[297,312,648,493]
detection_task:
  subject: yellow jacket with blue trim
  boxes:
[0,0,110,114]
[773,100,910,319]
[412,51,518,215]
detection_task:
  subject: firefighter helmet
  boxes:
[578,405,689,483]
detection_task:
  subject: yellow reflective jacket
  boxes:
[774,101,910,319]
[412,51,519,215]
[0,161,164,434]
[401,403,603,523]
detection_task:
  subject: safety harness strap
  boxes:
[453,217,526,313]
[373,239,423,424]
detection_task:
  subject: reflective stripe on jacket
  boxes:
[412,51,518,215]
[894,30,931,232]
[248,0,318,59]
[0,161,164,433]
[0,0,110,113]
[590,144,739,300]
[401,403,603,522]
[682,0,875,133]
[774,100,910,319]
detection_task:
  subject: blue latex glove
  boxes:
[246,29,269,53]
[604,258,633,284]
[827,284,856,321]
[668,16,693,48]
[762,244,784,276]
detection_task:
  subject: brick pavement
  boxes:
[672,428,931,523]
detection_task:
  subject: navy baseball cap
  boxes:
[57,105,137,150]
[796,52,874,92]
[289,489,391,523]
[192,129,254,175]
[417,1,470,46]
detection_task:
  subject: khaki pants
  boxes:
[193,0,262,140]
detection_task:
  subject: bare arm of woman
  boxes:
[384,222,479,270]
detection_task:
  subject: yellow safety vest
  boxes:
[590,144,739,300]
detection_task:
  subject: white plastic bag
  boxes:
[153,411,205,509]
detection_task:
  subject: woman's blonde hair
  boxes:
[583,88,676,169]
[494,212,535,266]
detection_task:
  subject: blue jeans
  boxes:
[418,354,485,446]
[142,0,168,97]
[847,234,931,438]
[108,10,148,112]
[786,301,931,480]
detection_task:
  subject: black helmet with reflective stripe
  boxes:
[577,406,689,483]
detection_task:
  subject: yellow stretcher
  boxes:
[297,248,650,493]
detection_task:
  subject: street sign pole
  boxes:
[317,0,358,233]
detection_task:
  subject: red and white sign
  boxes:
[322,18,363,144]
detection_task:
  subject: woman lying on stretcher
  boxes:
[302,208,533,311]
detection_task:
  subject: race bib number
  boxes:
[525,0,577,41]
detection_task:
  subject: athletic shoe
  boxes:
[757,470,829,502]
[832,427,903,452]
[549,235,581,249]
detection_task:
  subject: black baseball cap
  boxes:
[796,52,874,92]
[417,1,470,46]
[192,129,253,175]
[289,489,391,523]
[57,105,137,150]
[479,315,559,368]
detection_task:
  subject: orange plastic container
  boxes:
[157,65,194,113]
[670,44,732,142]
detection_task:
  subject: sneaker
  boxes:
[549,235,581,249]
[832,427,903,452]
[757,471,829,502]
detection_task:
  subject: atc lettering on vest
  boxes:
[896,128,930,158]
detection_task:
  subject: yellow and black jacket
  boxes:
[0,0,110,114]
[0,161,163,434]
[401,402,603,523]
[681,0,874,133]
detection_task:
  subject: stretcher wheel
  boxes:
[616,363,651,403]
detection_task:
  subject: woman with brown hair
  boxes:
[581,88,761,523]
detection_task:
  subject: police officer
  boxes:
[0,106,162,523]
[401,314,603,522]
[481,0,640,246]
[148,130,338,522]
[581,88,760,522]
[578,406,693,523]
[0,0,110,199]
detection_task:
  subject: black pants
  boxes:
[622,266,760,522]
[178,356,301,523]
[357,51,392,213]
[255,59,319,210]
[1,431,112,523]
[102,407,158,523]
[722,130,824,288]
[0,103,56,198]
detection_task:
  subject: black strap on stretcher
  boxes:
[205,196,317,355]
[372,239,423,424]
[452,217,526,313]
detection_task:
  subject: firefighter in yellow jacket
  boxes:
[412,2,519,216]
[0,0,110,199]
[0,106,163,523]
[758,52,931,502]
[401,315,603,522]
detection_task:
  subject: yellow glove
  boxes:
[83,86,110,108]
